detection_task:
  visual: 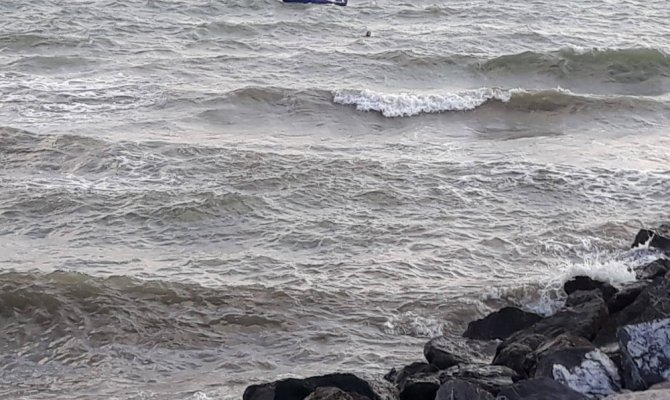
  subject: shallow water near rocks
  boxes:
[1,0,670,399]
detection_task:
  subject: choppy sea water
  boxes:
[1,0,670,398]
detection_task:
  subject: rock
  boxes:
[564,276,617,301]
[601,343,625,382]
[594,279,670,346]
[398,372,441,400]
[528,290,608,340]
[636,259,670,280]
[463,307,542,341]
[305,387,357,400]
[604,389,670,399]
[618,318,670,390]
[632,229,670,253]
[439,364,518,395]
[243,373,394,400]
[608,281,649,314]
[424,336,471,369]
[436,379,494,400]
[495,377,588,400]
[493,334,548,377]
[533,347,621,397]
[523,334,593,376]
[649,380,670,390]
[384,362,438,386]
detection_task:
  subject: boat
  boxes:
[282,0,347,5]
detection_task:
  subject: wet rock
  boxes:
[618,318,670,390]
[424,336,470,369]
[608,281,649,314]
[243,373,394,400]
[493,334,548,377]
[632,229,670,253]
[604,389,670,399]
[523,334,593,376]
[564,276,617,301]
[594,279,670,346]
[534,347,621,397]
[463,307,542,341]
[528,290,608,340]
[495,377,588,400]
[636,259,670,280]
[439,364,518,395]
[384,362,438,386]
[398,372,440,400]
[305,387,357,400]
[436,379,494,400]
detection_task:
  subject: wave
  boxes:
[179,85,669,119]
[332,87,667,117]
[351,47,670,85]
[479,48,670,83]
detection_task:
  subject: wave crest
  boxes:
[333,88,516,117]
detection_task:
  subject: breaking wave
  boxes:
[332,87,667,117]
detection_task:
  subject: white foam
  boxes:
[487,243,665,317]
[332,88,518,117]
[383,311,444,338]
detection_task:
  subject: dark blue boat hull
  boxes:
[283,0,347,5]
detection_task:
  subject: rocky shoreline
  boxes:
[243,227,670,400]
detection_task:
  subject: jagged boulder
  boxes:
[564,276,617,301]
[493,334,548,377]
[533,347,621,397]
[305,387,359,400]
[243,373,396,400]
[384,362,438,386]
[463,307,542,341]
[618,318,670,390]
[632,229,670,253]
[495,377,588,400]
[594,279,670,346]
[436,379,494,400]
[635,259,670,280]
[424,336,471,369]
[527,289,608,340]
[608,281,649,314]
[522,334,593,376]
[398,372,441,400]
[439,364,518,395]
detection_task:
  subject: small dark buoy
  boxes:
[365,30,372,37]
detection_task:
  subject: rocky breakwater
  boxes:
[243,227,670,400]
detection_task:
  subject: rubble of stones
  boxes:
[244,228,670,400]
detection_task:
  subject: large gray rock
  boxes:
[604,389,670,399]
[608,281,649,314]
[384,362,438,386]
[632,229,670,254]
[243,373,396,400]
[564,276,617,301]
[618,318,670,390]
[494,377,588,400]
[527,289,609,340]
[424,336,471,369]
[635,259,670,280]
[439,364,519,395]
[595,279,670,346]
[398,372,440,400]
[463,307,542,341]
[534,347,621,397]
[493,334,548,377]
[436,379,494,400]
[305,387,358,400]
[523,334,593,377]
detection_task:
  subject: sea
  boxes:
[1,0,670,399]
